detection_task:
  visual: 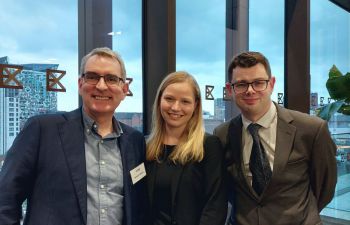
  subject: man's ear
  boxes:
[122,83,129,95]
[78,77,83,95]
[269,76,276,89]
[225,82,233,97]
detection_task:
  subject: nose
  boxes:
[170,101,181,111]
[96,77,108,90]
[246,83,255,93]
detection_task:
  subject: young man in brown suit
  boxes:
[214,51,337,225]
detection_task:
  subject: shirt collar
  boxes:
[82,110,123,137]
[242,102,277,130]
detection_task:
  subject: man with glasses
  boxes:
[0,47,148,225]
[214,51,337,225]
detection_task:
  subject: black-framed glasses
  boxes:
[82,72,125,86]
[230,79,270,94]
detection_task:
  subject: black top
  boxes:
[146,134,227,225]
[153,145,176,225]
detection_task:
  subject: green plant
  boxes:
[316,65,350,121]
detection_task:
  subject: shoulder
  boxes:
[213,121,230,146]
[213,115,241,145]
[276,106,329,138]
[119,122,144,139]
[277,105,326,127]
[213,121,230,134]
[119,121,143,135]
[204,133,222,146]
[203,133,224,158]
[24,109,77,128]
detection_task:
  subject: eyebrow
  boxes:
[84,71,120,77]
[234,77,269,83]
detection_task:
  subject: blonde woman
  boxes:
[146,71,227,225]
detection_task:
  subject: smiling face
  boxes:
[160,82,197,134]
[230,63,275,122]
[78,55,128,120]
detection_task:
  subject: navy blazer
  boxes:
[0,108,148,225]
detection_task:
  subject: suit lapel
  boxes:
[228,117,256,198]
[171,163,185,214]
[146,162,157,210]
[118,130,133,225]
[270,106,296,181]
[58,110,87,224]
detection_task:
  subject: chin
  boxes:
[91,107,115,114]
[166,122,185,129]
[240,105,256,114]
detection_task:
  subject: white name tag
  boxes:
[130,162,146,185]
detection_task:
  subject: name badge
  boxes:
[130,162,146,185]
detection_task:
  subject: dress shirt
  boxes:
[83,111,124,225]
[241,102,277,186]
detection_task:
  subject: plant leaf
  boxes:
[329,65,342,78]
[316,100,345,121]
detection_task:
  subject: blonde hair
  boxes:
[146,71,205,164]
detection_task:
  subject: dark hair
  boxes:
[227,51,271,81]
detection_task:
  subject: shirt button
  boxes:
[100,161,105,165]
[101,209,106,214]
[100,140,104,144]
[100,184,105,189]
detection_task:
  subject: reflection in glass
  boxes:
[176,0,225,132]
[249,0,284,105]
[112,0,143,132]
[311,0,350,222]
[0,0,78,157]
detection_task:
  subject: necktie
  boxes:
[248,123,272,195]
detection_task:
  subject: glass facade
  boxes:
[176,0,225,132]
[0,0,349,223]
[249,0,285,105]
[0,0,78,157]
[112,0,143,132]
[311,0,350,221]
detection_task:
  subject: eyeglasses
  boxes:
[82,72,125,86]
[230,79,269,94]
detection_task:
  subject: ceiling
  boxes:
[330,0,350,13]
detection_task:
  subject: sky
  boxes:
[0,0,79,110]
[0,0,349,114]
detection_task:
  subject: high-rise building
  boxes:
[0,88,20,155]
[18,64,59,129]
[0,57,58,155]
[214,98,225,121]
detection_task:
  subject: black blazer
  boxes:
[146,134,227,225]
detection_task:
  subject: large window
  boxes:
[249,0,284,105]
[176,0,225,132]
[112,0,143,132]
[0,0,78,219]
[311,0,350,222]
[0,0,78,157]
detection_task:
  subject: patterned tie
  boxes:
[248,123,272,195]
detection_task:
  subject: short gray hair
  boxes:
[79,47,126,79]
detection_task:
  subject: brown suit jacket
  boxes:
[213,103,337,225]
